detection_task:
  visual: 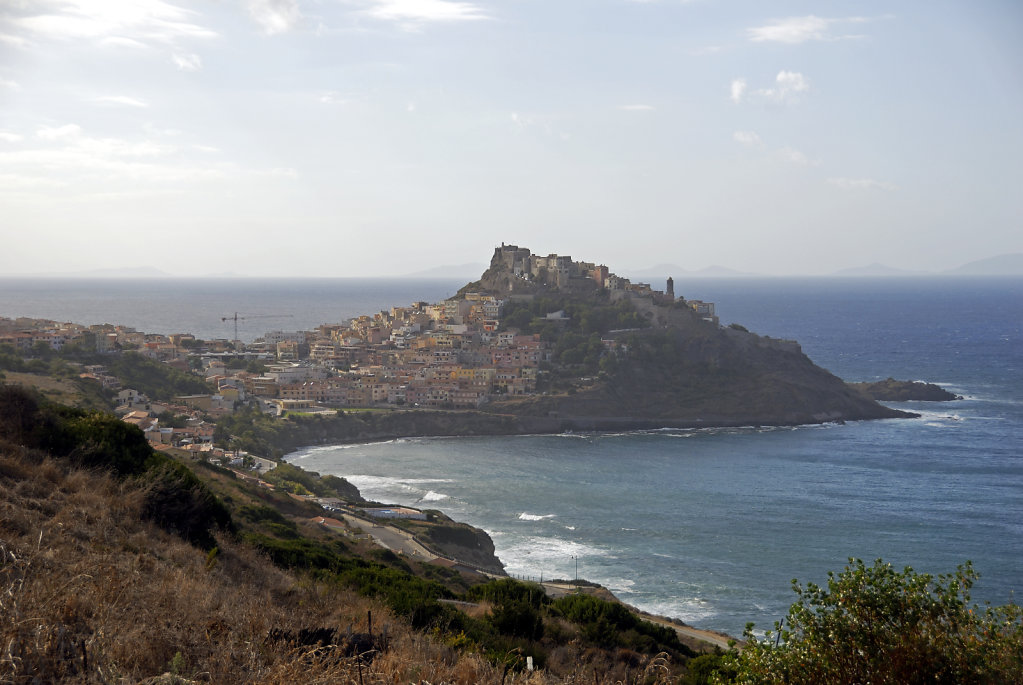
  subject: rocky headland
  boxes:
[850,378,963,402]
[465,246,915,428]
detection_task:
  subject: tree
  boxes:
[718,558,1023,684]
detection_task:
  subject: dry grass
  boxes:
[0,449,679,684]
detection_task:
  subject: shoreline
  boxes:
[285,438,749,651]
[329,492,741,653]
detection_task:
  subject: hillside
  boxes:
[472,246,911,426]
[0,386,707,683]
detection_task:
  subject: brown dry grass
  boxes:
[1,448,676,684]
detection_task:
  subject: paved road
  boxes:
[337,513,438,560]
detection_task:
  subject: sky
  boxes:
[1,0,1022,277]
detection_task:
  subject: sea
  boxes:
[2,276,1021,637]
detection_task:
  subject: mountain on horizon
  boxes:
[942,253,1023,276]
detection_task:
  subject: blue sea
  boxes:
[3,276,1021,637]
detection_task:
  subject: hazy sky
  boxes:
[1,1,1021,277]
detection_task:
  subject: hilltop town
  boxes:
[0,246,710,442]
[1,244,910,463]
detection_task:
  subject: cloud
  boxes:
[93,95,149,108]
[778,146,819,166]
[362,0,489,24]
[759,70,809,103]
[1,124,294,198]
[730,78,747,104]
[101,35,148,49]
[172,52,202,71]
[0,77,20,90]
[0,32,31,48]
[7,0,218,44]
[618,104,655,111]
[828,177,897,191]
[246,0,301,35]
[732,130,761,146]
[747,15,868,44]
[0,131,23,143]
[36,124,82,140]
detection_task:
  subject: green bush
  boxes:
[139,461,235,550]
[553,594,691,657]
[720,559,1023,685]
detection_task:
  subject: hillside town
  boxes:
[1,245,719,459]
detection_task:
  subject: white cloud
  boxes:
[732,130,761,146]
[93,95,150,108]
[759,70,809,103]
[101,35,148,49]
[8,0,218,44]
[246,0,301,35]
[0,77,20,90]
[172,52,202,71]
[618,104,655,111]
[730,78,747,104]
[362,0,489,24]
[0,131,23,143]
[0,32,31,48]
[1,125,292,198]
[828,177,897,191]
[747,15,868,44]
[778,146,819,166]
[36,124,82,140]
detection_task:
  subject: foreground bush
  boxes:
[717,558,1023,684]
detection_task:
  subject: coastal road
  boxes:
[336,513,438,560]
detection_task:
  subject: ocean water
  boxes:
[4,276,1021,637]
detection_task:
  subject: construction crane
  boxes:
[221,312,293,344]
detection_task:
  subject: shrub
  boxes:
[720,558,1023,684]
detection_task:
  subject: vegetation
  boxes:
[259,461,362,501]
[0,385,233,549]
[499,294,648,378]
[709,558,1023,684]
[101,351,213,399]
[8,384,1015,682]
[0,386,700,681]
[214,401,522,458]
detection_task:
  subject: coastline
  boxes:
[321,480,740,653]
[284,437,747,652]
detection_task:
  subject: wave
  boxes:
[638,596,719,624]
[421,490,449,502]
[519,512,556,521]
[498,534,605,567]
